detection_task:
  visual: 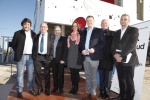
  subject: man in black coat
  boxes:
[98,19,114,99]
[12,18,36,98]
[111,14,139,100]
[32,22,52,96]
[50,26,68,94]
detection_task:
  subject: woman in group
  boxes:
[67,21,82,95]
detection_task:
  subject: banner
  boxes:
[110,20,150,100]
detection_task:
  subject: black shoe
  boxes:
[72,87,78,95]
[29,90,36,96]
[17,92,23,98]
[59,89,64,94]
[36,89,43,96]
[45,89,50,95]
[69,87,74,94]
[99,92,105,98]
[51,88,58,94]
[104,93,109,99]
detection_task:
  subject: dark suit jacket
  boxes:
[79,27,106,60]
[53,36,68,64]
[32,33,52,60]
[111,26,139,66]
[12,29,36,62]
[99,29,114,70]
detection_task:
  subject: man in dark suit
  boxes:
[32,22,52,96]
[12,18,36,98]
[50,26,68,94]
[111,14,139,100]
[98,19,114,99]
[79,15,105,100]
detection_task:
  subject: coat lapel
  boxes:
[47,33,51,54]
[117,30,121,41]
[89,27,96,46]
[36,33,40,42]
[120,26,130,42]
[82,28,87,46]
[20,29,25,36]
[90,27,96,39]
[31,30,35,39]
[56,36,62,47]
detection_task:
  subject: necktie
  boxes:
[40,34,44,53]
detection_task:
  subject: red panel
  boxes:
[100,0,114,4]
[75,17,86,28]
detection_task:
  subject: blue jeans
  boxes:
[16,54,34,92]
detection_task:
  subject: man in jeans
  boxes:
[12,18,36,98]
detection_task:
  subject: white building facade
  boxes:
[34,0,150,34]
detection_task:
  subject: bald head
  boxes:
[101,19,109,30]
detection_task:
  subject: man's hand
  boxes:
[114,54,120,59]
[60,60,65,64]
[82,50,87,55]
[116,56,122,62]
[89,48,95,53]
[114,53,122,62]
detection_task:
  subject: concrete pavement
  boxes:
[0,63,150,100]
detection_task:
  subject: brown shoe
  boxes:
[82,93,91,100]
[90,95,97,100]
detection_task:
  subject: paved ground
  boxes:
[0,63,16,100]
[0,64,16,84]
[140,66,150,100]
[0,63,150,100]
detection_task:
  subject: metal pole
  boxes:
[6,37,9,62]
[2,37,4,63]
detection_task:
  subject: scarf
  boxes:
[67,32,80,48]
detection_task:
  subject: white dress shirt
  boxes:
[23,31,33,54]
[120,27,127,39]
[38,33,48,54]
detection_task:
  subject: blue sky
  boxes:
[0,0,36,37]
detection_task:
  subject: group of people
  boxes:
[12,14,139,100]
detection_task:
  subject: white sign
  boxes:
[110,20,150,100]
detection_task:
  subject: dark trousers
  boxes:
[70,68,80,88]
[99,69,110,92]
[116,63,135,100]
[51,58,64,90]
[34,55,51,90]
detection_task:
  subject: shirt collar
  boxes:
[121,27,127,31]
[87,27,94,31]
[25,30,31,34]
[55,35,60,39]
[41,32,48,36]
